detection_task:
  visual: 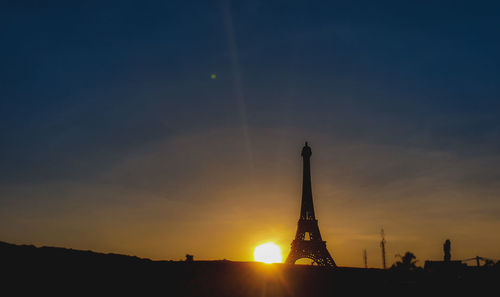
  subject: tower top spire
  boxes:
[302,141,312,158]
[300,142,315,220]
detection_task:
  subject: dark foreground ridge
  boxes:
[1,241,498,296]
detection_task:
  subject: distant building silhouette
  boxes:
[285,142,336,267]
[444,239,451,262]
[424,239,466,272]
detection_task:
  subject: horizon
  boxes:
[1,1,500,268]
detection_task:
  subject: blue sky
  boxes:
[1,1,500,266]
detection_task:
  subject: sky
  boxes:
[1,0,500,267]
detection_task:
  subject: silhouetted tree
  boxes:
[391,252,418,271]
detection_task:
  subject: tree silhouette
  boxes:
[391,252,418,270]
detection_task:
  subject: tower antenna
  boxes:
[363,249,368,269]
[380,228,387,269]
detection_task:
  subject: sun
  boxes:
[254,242,283,264]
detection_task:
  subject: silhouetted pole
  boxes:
[380,229,387,269]
[363,249,367,269]
[462,256,487,267]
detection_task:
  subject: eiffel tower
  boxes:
[285,142,336,267]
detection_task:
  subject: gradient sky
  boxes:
[1,1,500,267]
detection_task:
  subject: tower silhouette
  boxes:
[380,228,387,269]
[285,142,336,267]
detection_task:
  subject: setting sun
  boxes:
[253,242,283,264]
